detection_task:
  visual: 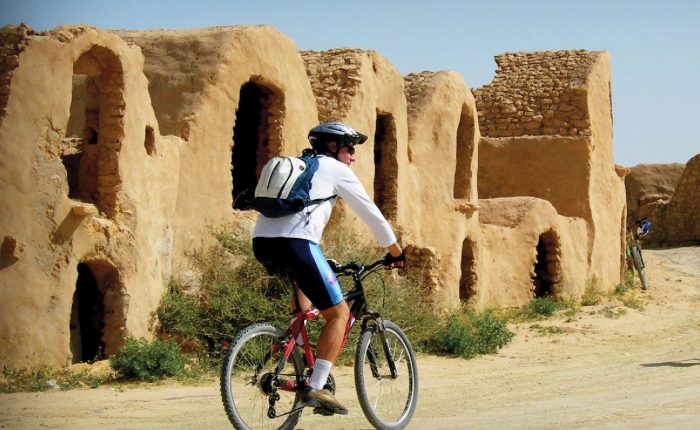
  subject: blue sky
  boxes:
[2,0,698,166]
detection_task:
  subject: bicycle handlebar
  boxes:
[330,258,387,277]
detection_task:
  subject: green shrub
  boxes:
[423,310,514,359]
[158,231,439,365]
[527,297,561,317]
[110,337,185,381]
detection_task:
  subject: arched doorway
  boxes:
[69,261,127,363]
[459,238,477,301]
[373,111,398,221]
[532,230,562,297]
[231,80,284,210]
[61,45,125,218]
[454,103,475,199]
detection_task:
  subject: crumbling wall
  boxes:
[664,154,700,245]
[0,24,34,128]
[0,25,180,367]
[475,50,626,293]
[473,50,595,138]
[401,71,481,300]
[301,48,409,239]
[635,155,700,246]
[624,162,685,245]
[120,26,319,276]
[477,198,588,307]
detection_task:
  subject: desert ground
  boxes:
[1,247,698,430]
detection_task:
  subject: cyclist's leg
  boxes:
[284,240,349,413]
[293,284,313,311]
[316,301,350,363]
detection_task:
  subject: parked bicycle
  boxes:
[220,256,418,430]
[626,218,651,290]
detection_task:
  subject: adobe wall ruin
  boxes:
[624,159,698,246]
[627,155,700,246]
[474,51,627,297]
[0,24,182,366]
[1,24,626,367]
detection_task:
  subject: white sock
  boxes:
[309,358,333,391]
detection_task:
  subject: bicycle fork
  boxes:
[364,314,399,380]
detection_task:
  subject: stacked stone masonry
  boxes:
[473,50,599,138]
[301,49,364,122]
[403,71,436,117]
[0,24,34,128]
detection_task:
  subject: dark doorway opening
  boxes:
[532,230,561,297]
[70,263,105,363]
[459,238,477,301]
[373,112,398,221]
[69,261,127,363]
[232,81,282,210]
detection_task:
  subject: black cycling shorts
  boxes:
[252,237,343,311]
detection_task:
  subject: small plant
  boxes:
[581,286,604,306]
[110,337,185,381]
[602,305,627,319]
[1,363,111,393]
[424,310,514,359]
[527,296,561,318]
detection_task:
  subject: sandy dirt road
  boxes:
[2,247,699,430]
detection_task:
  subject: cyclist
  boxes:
[636,218,652,238]
[252,121,406,415]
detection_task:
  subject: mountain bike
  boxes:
[626,230,648,290]
[220,257,418,430]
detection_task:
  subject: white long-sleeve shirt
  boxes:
[253,155,397,247]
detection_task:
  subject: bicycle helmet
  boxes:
[307,121,367,156]
[636,218,652,237]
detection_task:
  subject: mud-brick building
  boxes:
[0,23,625,368]
[472,51,627,304]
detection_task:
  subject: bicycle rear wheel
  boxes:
[220,323,305,430]
[354,320,418,430]
[631,246,649,290]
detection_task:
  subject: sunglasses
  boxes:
[340,143,356,155]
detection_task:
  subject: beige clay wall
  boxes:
[119,26,319,275]
[624,160,696,247]
[477,198,589,306]
[301,49,409,242]
[1,23,631,366]
[474,50,626,293]
[0,26,181,365]
[401,71,480,298]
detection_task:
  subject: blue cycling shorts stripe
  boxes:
[308,242,343,305]
[252,237,343,310]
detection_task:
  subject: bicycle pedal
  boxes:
[312,406,335,416]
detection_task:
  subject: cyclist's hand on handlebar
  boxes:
[327,259,343,273]
[382,251,406,269]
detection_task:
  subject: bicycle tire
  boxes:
[220,323,305,430]
[631,247,649,290]
[354,320,418,430]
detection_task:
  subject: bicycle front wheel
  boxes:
[220,323,305,430]
[631,247,649,290]
[354,320,418,430]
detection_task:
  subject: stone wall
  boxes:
[301,48,364,122]
[473,50,599,138]
[476,50,626,292]
[0,24,34,128]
